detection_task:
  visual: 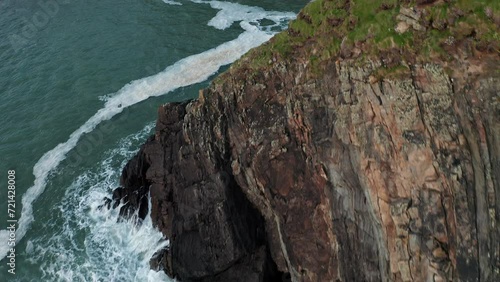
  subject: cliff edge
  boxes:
[113,0,499,281]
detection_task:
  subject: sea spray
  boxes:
[25,123,173,281]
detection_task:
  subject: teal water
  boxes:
[0,0,306,281]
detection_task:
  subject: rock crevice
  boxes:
[113,56,499,281]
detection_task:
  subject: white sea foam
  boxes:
[162,0,182,5]
[191,0,295,31]
[0,24,268,262]
[26,124,172,281]
[0,0,296,263]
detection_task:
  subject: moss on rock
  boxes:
[232,0,499,76]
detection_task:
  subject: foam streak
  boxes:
[0,0,296,263]
[0,26,272,261]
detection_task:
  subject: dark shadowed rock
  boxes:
[114,56,499,281]
[111,1,500,281]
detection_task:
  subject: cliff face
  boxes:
[114,1,500,281]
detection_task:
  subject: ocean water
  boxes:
[0,0,306,281]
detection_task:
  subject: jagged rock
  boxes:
[112,2,500,282]
[113,101,285,281]
[396,12,426,32]
[395,21,410,34]
[114,54,499,281]
[400,7,421,21]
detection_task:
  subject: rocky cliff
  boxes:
[113,0,499,281]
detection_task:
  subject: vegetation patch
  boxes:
[234,0,499,75]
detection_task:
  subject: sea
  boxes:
[0,0,306,281]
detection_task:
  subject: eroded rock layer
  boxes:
[115,55,499,281]
[113,1,500,281]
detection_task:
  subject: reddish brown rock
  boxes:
[114,53,499,281]
[112,3,500,282]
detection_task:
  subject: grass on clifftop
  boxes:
[236,0,499,74]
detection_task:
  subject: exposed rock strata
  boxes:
[113,3,500,282]
[114,54,499,281]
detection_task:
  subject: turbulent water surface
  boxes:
[0,0,306,280]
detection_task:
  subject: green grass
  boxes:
[231,0,499,75]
